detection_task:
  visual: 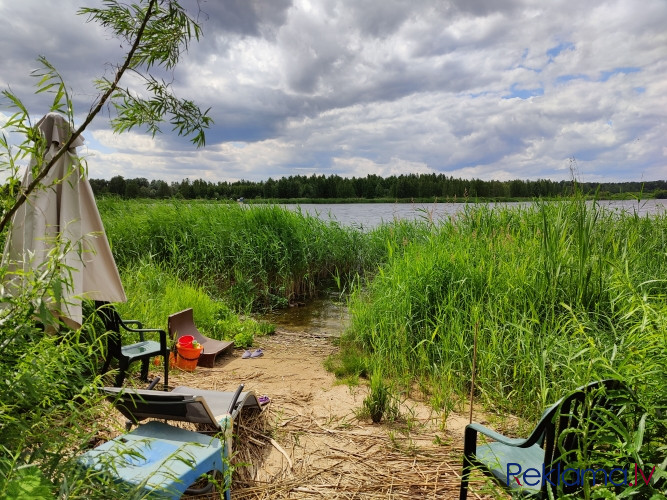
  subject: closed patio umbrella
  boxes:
[2,112,126,327]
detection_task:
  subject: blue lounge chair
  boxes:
[80,384,260,499]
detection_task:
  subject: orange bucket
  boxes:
[174,344,203,371]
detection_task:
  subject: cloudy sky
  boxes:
[1,0,666,184]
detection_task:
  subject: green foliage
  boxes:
[341,199,667,496]
[361,368,399,424]
[99,200,401,311]
[324,338,368,381]
[1,466,52,500]
[232,328,255,349]
[116,259,271,348]
[0,1,213,496]
[0,0,211,233]
[79,0,212,147]
[88,172,667,202]
[0,260,118,498]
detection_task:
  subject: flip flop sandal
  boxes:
[250,348,264,358]
[242,350,252,359]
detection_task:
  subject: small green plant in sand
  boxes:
[324,337,368,382]
[361,369,400,424]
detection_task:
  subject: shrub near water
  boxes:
[343,199,666,494]
[99,200,376,311]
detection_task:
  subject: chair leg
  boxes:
[163,352,169,390]
[459,458,471,500]
[101,355,112,374]
[460,426,478,500]
[140,358,149,381]
[115,359,128,387]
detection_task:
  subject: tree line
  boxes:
[89,173,667,201]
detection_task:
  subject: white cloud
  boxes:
[332,156,434,178]
[1,0,665,183]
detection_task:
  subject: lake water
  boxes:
[282,199,666,228]
[262,292,349,336]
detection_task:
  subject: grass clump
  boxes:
[361,369,400,424]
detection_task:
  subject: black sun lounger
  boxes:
[102,385,260,430]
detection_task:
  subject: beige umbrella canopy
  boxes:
[2,112,126,327]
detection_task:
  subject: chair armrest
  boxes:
[120,319,143,328]
[120,323,168,348]
[466,422,527,447]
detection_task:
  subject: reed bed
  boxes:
[345,200,667,410]
[339,198,666,496]
[99,200,402,311]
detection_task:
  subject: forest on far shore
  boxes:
[89,172,667,201]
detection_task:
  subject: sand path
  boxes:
[165,326,499,499]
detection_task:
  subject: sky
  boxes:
[1,0,666,184]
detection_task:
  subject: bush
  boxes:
[116,259,273,348]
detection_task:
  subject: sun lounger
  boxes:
[101,384,260,429]
[80,385,260,499]
[168,308,234,368]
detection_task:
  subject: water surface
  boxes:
[262,292,349,337]
[282,199,666,228]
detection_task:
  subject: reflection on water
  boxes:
[262,292,349,337]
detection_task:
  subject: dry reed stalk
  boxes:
[227,409,499,500]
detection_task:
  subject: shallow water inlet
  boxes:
[261,292,349,338]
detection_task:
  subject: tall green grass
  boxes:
[115,259,272,348]
[0,250,145,498]
[339,199,666,495]
[99,200,377,310]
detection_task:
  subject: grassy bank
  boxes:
[100,200,360,310]
[99,199,428,311]
[342,199,667,412]
[333,199,666,495]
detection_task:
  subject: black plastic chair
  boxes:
[95,301,169,388]
[459,379,623,499]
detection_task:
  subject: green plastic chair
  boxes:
[96,301,169,388]
[459,379,623,499]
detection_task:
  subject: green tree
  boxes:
[0,1,212,497]
[125,178,141,198]
[0,0,212,232]
[108,175,126,196]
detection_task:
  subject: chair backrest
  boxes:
[168,308,202,342]
[95,300,123,355]
[95,301,121,331]
[103,387,221,429]
[540,379,623,494]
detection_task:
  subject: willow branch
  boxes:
[0,0,157,234]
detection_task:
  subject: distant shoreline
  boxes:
[97,193,664,204]
[241,194,658,204]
